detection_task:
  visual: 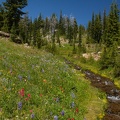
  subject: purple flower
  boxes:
[28,75,31,80]
[18,102,22,110]
[18,75,22,81]
[61,110,65,116]
[54,115,58,120]
[71,92,75,98]
[56,97,59,102]
[71,101,75,108]
[31,113,35,119]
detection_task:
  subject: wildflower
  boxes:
[43,79,47,83]
[27,75,31,80]
[28,94,31,98]
[61,110,65,116]
[41,68,44,73]
[54,115,58,120]
[25,97,29,101]
[56,97,59,102]
[19,88,25,97]
[75,108,79,113]
[18,75,22,81]
[30,110,33,113]
[40,94,43,97]
[50,112,53,116]
[18,102,22,110]
[71,101,75,108]
[71,92,75,98]
[31,113,35,119]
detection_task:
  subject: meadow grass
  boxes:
[0,38,105,120]
[57,43,120,89]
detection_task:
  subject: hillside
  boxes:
[0,37,105,120]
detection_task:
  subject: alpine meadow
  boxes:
[0,0,120,120]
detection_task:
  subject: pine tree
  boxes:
[91,13,95,41]
[3,0,27,32]
[0,4,4,30]
[102,9,108,44]
[94,13,102,43]
[10,22,17,42]
[87,21,92,43]
[59,11,65,35]
[105,2,119,47]
[78,25,82,48]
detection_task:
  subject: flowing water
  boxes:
[64,58,120,120]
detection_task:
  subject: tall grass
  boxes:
[0,38,105,119]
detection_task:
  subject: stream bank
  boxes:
[64,58,120,120]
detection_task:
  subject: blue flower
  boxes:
[56,97,59,102]
[71,92,75,98]
[61,110,65,116]
[18,102,22,110]
[71,101,75,108]
[18,75,22,81]
[54,115,58,120]
[31,113,35,119]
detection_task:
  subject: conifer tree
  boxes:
[10,22,17,42]
[105,2,119,47]
[102,9,108,44]
[0,4,4,30]
[91,13,95,41]
[3,0,27,32]
[59,11,65,35]
[94,13,102,43]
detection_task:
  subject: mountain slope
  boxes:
[0,37,105,120]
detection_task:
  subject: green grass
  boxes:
[0,37,105,120]
[57,43,120,88]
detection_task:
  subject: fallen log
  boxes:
[0,31,10,37]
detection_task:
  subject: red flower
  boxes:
[67,119,71,120]
[25,97,29,101]
[30,110,33,113]
[40,94,43,97]
[71,118,75,120]
[28,94,30,97]
[19,88,25,97]
[75,108,79,113]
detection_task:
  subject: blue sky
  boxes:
[0,0,120,26]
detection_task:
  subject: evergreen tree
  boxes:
[105,2,119,47]
[36,29,42,49]
[33,18,38,46]
[102,9,108,44]
[59,11,65,35]
[87,21,92,43]
[10,22,17,42]
[78,25,82,48]
[91,13,95,41]
[3,0,27,32]
[0,4,4,30]
[19,13,30,43]
[94,13,102,43]
[43,17,50,35]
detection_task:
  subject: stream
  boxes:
[64,58,120,120]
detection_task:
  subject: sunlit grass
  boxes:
[0,37,106,119]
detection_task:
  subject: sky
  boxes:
[0,0,120,26]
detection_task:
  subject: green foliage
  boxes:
[0,4,4,30]
[0,38,96,119]
[2,0,27,32]
[113,54,120,78]
[10,22,17,42]
[105,2,119,47]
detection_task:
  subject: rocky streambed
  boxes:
[64,58,120,120]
